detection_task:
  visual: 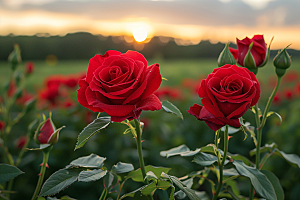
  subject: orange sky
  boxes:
[1,0,299,49]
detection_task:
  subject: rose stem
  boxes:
[213,125,229,200]
[31,146,52,200]
[249,76,282,200]
[133,119,154,200]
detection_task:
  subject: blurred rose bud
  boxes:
[25,62,34,75]
[16,136,28,149]
[273,46,292,77]
[8,44,22,70]
[0,120,5,132]
[217,43,237,67]
[34,116,64,145]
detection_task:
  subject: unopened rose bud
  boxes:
[236,35,272,74]
[34,116,64,145]
[217,43,236,67]
[25,62,34,75]
[0,120,5,132]
[273,45,292,77]
[8,44,22,71]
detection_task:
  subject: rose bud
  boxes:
[25,62,34,75]
[273,45,292,77]
[236,35,271,74]
[8,44,22,71]
[77,50,162,122]
[16,136,28,149]
[34,117,64,145]
[188,64,260,131]
[217,43,237,67]
[0,120,5,132]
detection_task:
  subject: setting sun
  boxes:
[133,26,148,42]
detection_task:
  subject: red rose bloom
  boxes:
[77,50,162,122]
[188,64,260,131]
[25,62,34,75]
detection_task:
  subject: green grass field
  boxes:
[0,57,299,90]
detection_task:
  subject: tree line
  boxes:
[0,32,299,61]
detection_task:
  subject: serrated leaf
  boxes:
[266,111,282,123]
[127,165,171,183]
[275,149,300,168]
[161,100,183,120]
[69,154,106,168]
[60,196,77,200]
[232,160,276,200]
[161,173,201,200]
[78,169,107,182]
[160,144,200,158]
[261,170,284,200]
[75,116,111,150]
[111,162,134,174]
[0,164,24,183]
[39,168,81,196]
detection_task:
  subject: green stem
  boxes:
[259,76,282,130]
[31,148,51,200]
[249,77,282,200]
[213,125,229,200]
[249,104,262,200]
[133,119,154,200]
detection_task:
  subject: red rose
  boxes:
[25,62,34,75]
[35,118,64,144]
[236,35,268,69]
[188,64,260,131]
[77,50,162,122]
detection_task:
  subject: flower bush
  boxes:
[1,35,300,200]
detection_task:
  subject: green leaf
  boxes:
[221,126,240,134]
[160,144,200,158]
[161,100,183,120]
[111,162,134,174]
[78,169,107,182]
[275,149,300,168]
[39,168,81,196]
[223,168,239,176]
[127,165,171,183]
[226,185,240,200]
[249,143,277,156]
[145,171,158,183]
[69,153,106,168]
[0,164,24,183]
[193,152,229,166]
[120,182,156,199]
[228,153,254,166]
[261,170,284,200]
[156,179,172,190]
[60,196,77,200]
[103,172,119,192]
[232,160,276,200]
[161,173,201,200]
[75,116,111,150]
[193,152,219,166]
[266,111,282,124]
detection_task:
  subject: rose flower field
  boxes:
[1,35,300,200]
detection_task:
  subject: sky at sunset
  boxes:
[0,0,299,49]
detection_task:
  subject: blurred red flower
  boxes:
[25,62,34,75]
[0,120,5,131]
[16,136,28,149]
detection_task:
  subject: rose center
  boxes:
[226,82,240,92]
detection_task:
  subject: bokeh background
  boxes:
[1,0,300,199]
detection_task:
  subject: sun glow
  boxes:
[133,26,148,42]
